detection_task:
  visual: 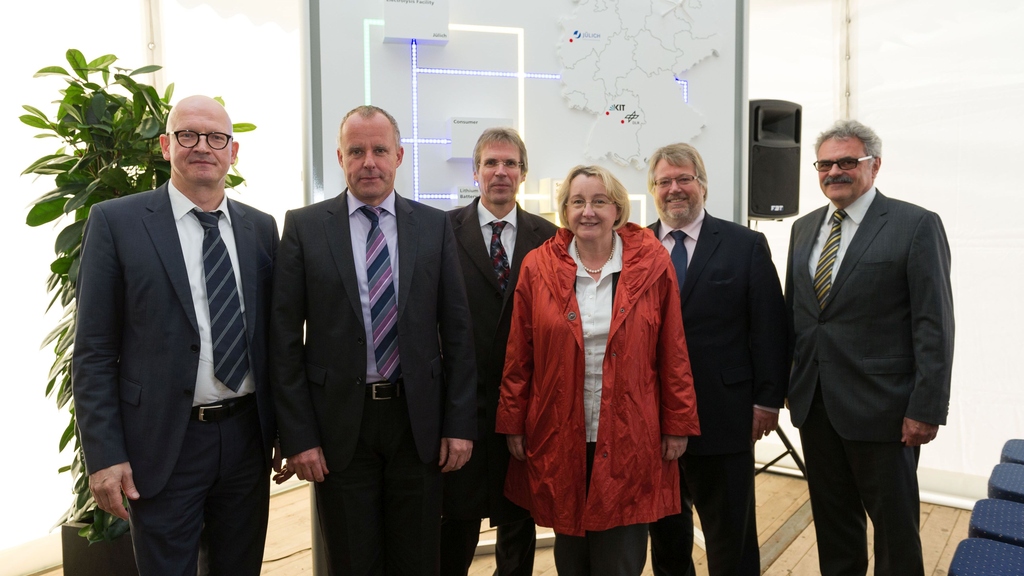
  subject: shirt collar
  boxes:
[569,232,624,277]
[168,182,232,225]
[831,186,876,225]
[347,189,398,217]
[657,209,706,242]
[477,201,518,230]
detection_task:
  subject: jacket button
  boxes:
[567,312,577,321]
[818,319,825,325]
[356,377,364,385]
[602,452,608,458]
[190,344,199,352]
[619,308,625,314]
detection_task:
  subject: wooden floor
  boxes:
[38,472,970,575]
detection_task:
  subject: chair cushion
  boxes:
[949,538,1024,576]
[1002,439,1024,465]
[990,463,1024,504]
[969,498,1024,546]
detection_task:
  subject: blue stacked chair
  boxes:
[948,538,1024,575]
[990,462,1024,504]
[1002,439,1024,465]
[969,498,1024,546]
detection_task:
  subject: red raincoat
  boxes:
[496,223,700,536]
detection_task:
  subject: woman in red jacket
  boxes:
[496,165,700,575]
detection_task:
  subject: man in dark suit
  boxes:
[646,143,789,576]
[441,128,558,576]
[786,119,954,576]
[271,105,476,574]
[73,95,283,575]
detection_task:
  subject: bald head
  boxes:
[167,95,233,133]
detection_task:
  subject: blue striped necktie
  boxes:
[192,209,248,392]
[360,206,401,383]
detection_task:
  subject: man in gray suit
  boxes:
[441,128,557,576]
[785,119,954,576]
[271,105,476,574]
[74,95,283,574]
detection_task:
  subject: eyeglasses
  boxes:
[170,130,233,150]
[481,158,524,170]
[812,155,873,172]
[654,174,698,189]
[567,197,615,210]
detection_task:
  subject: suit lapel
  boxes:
[394,193,418,321]
[323,191,365,323]
[454,199,503,293]
[227,199,258,345]
[682,213,722,304]
[508,209,547,301]
[825,191,889,309]
[793,206,829,311]
[142,184,199,334]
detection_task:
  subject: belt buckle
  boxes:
[198,404,223,421]
[371,382,391,400]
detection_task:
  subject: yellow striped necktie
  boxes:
[813,209,847,309]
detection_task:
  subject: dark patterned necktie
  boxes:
[813,209,847,309]
[670,230,688,290]
[192,209,248,392]
[360,206,401,383]
[490,221,510,292]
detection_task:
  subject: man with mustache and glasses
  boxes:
[785,120,954,576]
[645,143,789,576]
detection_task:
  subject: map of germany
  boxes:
[559,0,721,169]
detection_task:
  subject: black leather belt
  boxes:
[191,394,256,422]
[366,380,403,400]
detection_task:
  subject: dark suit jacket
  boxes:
[443,199,558,523]
[651,213,789,455]
[270,191,476,470]
[73,184,279,497]
[785,190,954,442]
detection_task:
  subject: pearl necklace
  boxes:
[575,241,615,275]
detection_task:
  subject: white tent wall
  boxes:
[749,0,1024,505]
[0,0,303,571]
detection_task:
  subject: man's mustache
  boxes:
[823,174,854,185]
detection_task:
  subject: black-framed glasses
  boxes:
[481,158,524,170]
[813,155,873,172]
[170,130,233,150]
[654,174,698,189]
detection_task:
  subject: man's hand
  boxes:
[752,407,779,442]
[287,447,329,482]
[661,435,688,461]
[507,435,526,461]
[89,462,139,521]
[902,418,939,447]
[439,438,473,472]
[272,439,295,484]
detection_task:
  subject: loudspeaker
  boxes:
[748,100,801,219]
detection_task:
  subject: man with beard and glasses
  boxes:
[785,119,954,576]
[645,143,789,576]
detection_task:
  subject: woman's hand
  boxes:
[661,435,688,461]
[507,434,527,461]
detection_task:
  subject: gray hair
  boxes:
[815,119,882,158]
[338,105,402,149]
[473,127,529,175]
[646,142,708,196]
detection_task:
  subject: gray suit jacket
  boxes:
[785,190,954,442]
[73,184,279,497]
[270,191,476,469]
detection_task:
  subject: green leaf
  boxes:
[224,174,245,189]
[34,66,70,77]
[86,54,117,70]
[66,49,88,80]
[129,64,162,76]
[59,419,75,452]
[98,167,132,192]
[136,116,162,139]
[22,105,49,120]
[163,83,175,103]
[232,122,257,133]
[26,198,68,226]
[22,154,74,176]
[50,257,73,275]
[54,219,86,256]
[20,114,50,129]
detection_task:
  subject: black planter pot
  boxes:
[61,523,139,576]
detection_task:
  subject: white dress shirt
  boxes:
[569,233,624,443]
[807,187,877,280]
[477,202,518,267]
[347,191,401,384]
[168,184,254,406]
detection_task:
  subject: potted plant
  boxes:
[20,49,252,573]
